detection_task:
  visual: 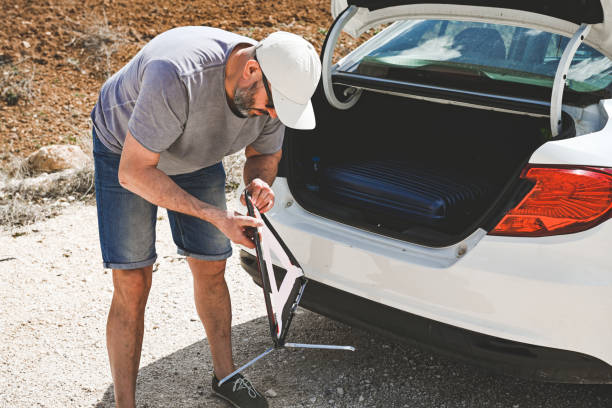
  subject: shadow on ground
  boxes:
[95,310,612,408]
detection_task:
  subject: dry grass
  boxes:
[0,149,244,229]
[68,13,127,79]
[3,155,32,179]
[0,167,95,229]
[0,61,36,106]
[0,200,57,231]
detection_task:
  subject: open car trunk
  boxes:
[284,89,575,247]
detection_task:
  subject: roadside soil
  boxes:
[4,198,612,408]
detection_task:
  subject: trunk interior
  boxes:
[284,89,575,247]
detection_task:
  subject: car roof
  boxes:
[332,0,612,60]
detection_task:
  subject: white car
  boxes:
[240,0,612,383]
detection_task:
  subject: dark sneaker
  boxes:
[212,373,269,408]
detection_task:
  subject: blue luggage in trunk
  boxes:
[318,160,491,228]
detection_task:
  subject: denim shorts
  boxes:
[93,130,232,269]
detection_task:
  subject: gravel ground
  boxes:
[2,194,612,408]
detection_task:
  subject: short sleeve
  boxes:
[128,59,188,153]
[249,117,285,154]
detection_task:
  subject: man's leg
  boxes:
[92,129,158,407]
[107,266,153,408]
[187,257,235,379]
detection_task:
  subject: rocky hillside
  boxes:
[0,0,333,164]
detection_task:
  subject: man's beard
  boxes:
[233,82,259,117]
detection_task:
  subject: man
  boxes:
[90,26,321,408]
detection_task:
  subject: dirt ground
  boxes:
[0,0,334,163]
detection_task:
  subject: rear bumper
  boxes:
[240,249,612,383]
[238,178,612,381]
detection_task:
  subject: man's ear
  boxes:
[242,59,260,81]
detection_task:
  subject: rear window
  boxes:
[341,20,612,95]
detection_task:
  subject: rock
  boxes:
[309,397,316,403]
[359,395,365,402]
[27,145,90,174]
[264,389,277,398]
[337,387,344,396]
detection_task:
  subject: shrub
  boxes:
[69,14,127,79]
[0,64,35,106]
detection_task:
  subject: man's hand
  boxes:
[211,210,263,249]
[243,145,281,213]
[241,178,275,213]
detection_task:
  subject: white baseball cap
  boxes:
[255,32,321,130]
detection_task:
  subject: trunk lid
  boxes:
[331,0,612,59]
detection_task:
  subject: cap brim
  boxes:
[269,85,316,130]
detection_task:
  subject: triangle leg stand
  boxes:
[218,343,355,386]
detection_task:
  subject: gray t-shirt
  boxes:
[91,26,284,175]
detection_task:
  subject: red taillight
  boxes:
[489,166,612,237]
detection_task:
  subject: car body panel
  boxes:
[532,99,612,165]
[331,0,612,60]
[244,179,612,366]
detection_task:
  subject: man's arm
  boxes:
[118,131,261,248]
[242,144,282,213]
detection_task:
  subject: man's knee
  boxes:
[111,267,153,312]
[188,258,226,276]
[188,258,227,286]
